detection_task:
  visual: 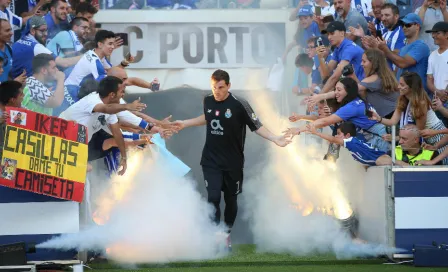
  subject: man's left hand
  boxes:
[273,135,292,147]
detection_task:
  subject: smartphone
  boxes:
[366,109,374,118]
[115,33,129,46]
[125,52,131,61]
[315,6,322,16]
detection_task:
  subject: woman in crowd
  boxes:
[285,77,390,152]
[370,72,448,164]
[351,49,399,118]
[306,49,399,119]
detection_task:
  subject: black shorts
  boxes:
[202,166,243,196]
[88,129,113,161]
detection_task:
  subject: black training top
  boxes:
[200,93,262,171]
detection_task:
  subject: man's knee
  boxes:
[207,189,221,204]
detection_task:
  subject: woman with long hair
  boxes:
[370,72,447,164]
[305,49,399,118]
[285,77,390,152]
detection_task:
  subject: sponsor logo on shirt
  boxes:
[207,109,211,113]
[210,119,224,135]
[215,110,220,116]
[251,113,258,121]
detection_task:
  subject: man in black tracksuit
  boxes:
[175,69,290,249]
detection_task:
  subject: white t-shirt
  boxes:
[59,92,118,142]
[427,48,448,90]
[351,0,372,18]
[102,98,144,136]
[65,49,112,86]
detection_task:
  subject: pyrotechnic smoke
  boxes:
[241,90,402,258]
[37,147,228,263]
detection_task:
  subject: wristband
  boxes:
[121,61,129,67]
[379,117,382,123]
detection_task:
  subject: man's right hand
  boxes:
[14,70,26,85]
[171,120,186,131]
[127,98,147,112]
[422,0,433,9]
[367,22,377,37]
[55,70,65,82]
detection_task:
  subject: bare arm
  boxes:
[312,130,344,145]
[312,114,343,129]
[127,77,153,89]
[55,55,82,68]
[321,60,348,93]
[44,72,65,108]
[381,46,416,69]
[376,108,401,126]
[182,114,206,128]
[93,99,145,115]
[255,126,279,142]
[427,75,437,95]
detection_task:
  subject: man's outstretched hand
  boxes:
[273,135,292,147]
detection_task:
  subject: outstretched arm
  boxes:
[255,126,291,147]
[174,114,206,130]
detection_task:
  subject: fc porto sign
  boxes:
[104,23,285,68]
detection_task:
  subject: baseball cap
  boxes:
[28,16,46,29]
[425,21,448,33]
[321,21,346,34]
[297,5,314,17]
[401,13,423,26]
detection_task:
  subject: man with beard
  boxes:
[415,0,448,52]
[367,0,386,37]
[47,16,89,58]
[333,0,368,46]
[0,0,31,42]
[22,53,65,115]
[11,16,81,78]
[45,0,70,42]
[370,3,405,70]
[374,13,430,92]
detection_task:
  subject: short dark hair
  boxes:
[211,69,230,85]
[70,16,89,29]
[307,36,317,45]
[81,40,96,53]
[295,53,313,68]
[95,30,116,48]
[76,2,98,15]
[78,78,99,99]
[381,3,399,15]
[97,76,123,98]
[338,122,357,137]
[0,56,4,63]
[0,81,23,105]
[32,54,55,74]
[50,0,67,9]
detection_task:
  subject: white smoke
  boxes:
[240,90,403,258]
[37,148,228,263]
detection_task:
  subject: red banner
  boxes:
[0,107,88,202]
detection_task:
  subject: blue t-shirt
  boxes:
[334,99,377,129]
[330,38,365,81]
[311,56,321,85]
[343,137,386,166]
[396,40,430,92]
[44,13,69,42]
[0,45,12,82]
[296,21,321,49]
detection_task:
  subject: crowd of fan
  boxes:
[284,0,448,166]
[0,0,177,177]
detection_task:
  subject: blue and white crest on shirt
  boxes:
[225,109,232,118]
